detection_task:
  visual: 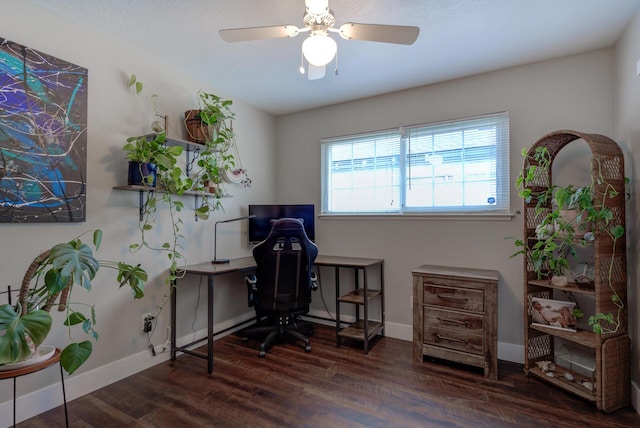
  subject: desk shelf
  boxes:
[338,289,381,304]
[323,257,384,354]
[337,319,384,342]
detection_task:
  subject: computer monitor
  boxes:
[248,204,315,243]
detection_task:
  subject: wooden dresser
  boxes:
[412,264,498,380]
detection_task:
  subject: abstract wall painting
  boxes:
[0,37,88,222]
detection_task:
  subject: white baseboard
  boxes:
[3,315,637,425]
[498,340,524,364]
[307,309,524,364]
[632,380,640,415]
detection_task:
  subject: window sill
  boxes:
[318,212,516,221]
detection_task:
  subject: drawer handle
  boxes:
[437,317,468,326]
[436,294,468,303]
[436,334,467,344]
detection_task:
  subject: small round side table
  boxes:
[0,348,68,427]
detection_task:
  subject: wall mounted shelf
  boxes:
[113,134,229,221]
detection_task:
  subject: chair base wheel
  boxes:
[259,350,266,358]
[305,345,311,352]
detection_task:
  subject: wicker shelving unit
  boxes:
[521,130,629,412]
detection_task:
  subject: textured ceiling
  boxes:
[29,0,640,115]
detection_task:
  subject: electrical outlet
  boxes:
[142,313,154,333]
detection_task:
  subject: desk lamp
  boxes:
[212,215,256,264]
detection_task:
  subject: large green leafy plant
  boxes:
[0,230,147,374]
[511,146,627,334]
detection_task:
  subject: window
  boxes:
[321,112,509,215]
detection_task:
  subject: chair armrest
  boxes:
[245,274,257,307]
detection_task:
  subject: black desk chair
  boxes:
[243,218,318,357]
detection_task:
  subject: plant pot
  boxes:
[184,109,207,144]
[128,162,157,187]
[551,275,568,287]
[203,180,223,197]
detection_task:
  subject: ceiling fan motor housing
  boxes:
[303,9,336,35]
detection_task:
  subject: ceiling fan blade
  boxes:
[307,64,326,80]
[338,23,419,45]
[219,25,300,42]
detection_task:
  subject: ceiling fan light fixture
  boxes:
[302,34,337,66]
[305,0,329,16]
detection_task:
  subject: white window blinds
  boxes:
[321,112,509,215]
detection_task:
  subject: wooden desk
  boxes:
[171,255,385,373]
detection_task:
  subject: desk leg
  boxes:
[363,267,369,354]
[170,279,177,361]
[334,267,341,348]
[207,274,214,374]
[380,262,385,338]
[354,268,360,324]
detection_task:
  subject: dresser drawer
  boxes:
[423,284,484,312]
[423,324,484,355]
[424,307,484,335]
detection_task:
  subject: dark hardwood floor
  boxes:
[19,323,640,427]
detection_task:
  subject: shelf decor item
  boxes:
[514,130,629,412]
[530,297,577,332]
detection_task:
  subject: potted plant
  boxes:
[511,145,627,334]
[185,91,235,150]
[0,230,147,374]
[123,132,185,187]
[183,91,238,219]
[124,133,196,283]
[122,78,242,285]
[124,76,199,284]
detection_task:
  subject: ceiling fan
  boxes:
[219,0,420,80]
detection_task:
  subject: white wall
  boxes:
[276,49,617,361]
[1,0,276,419]
[614,6,640,413]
